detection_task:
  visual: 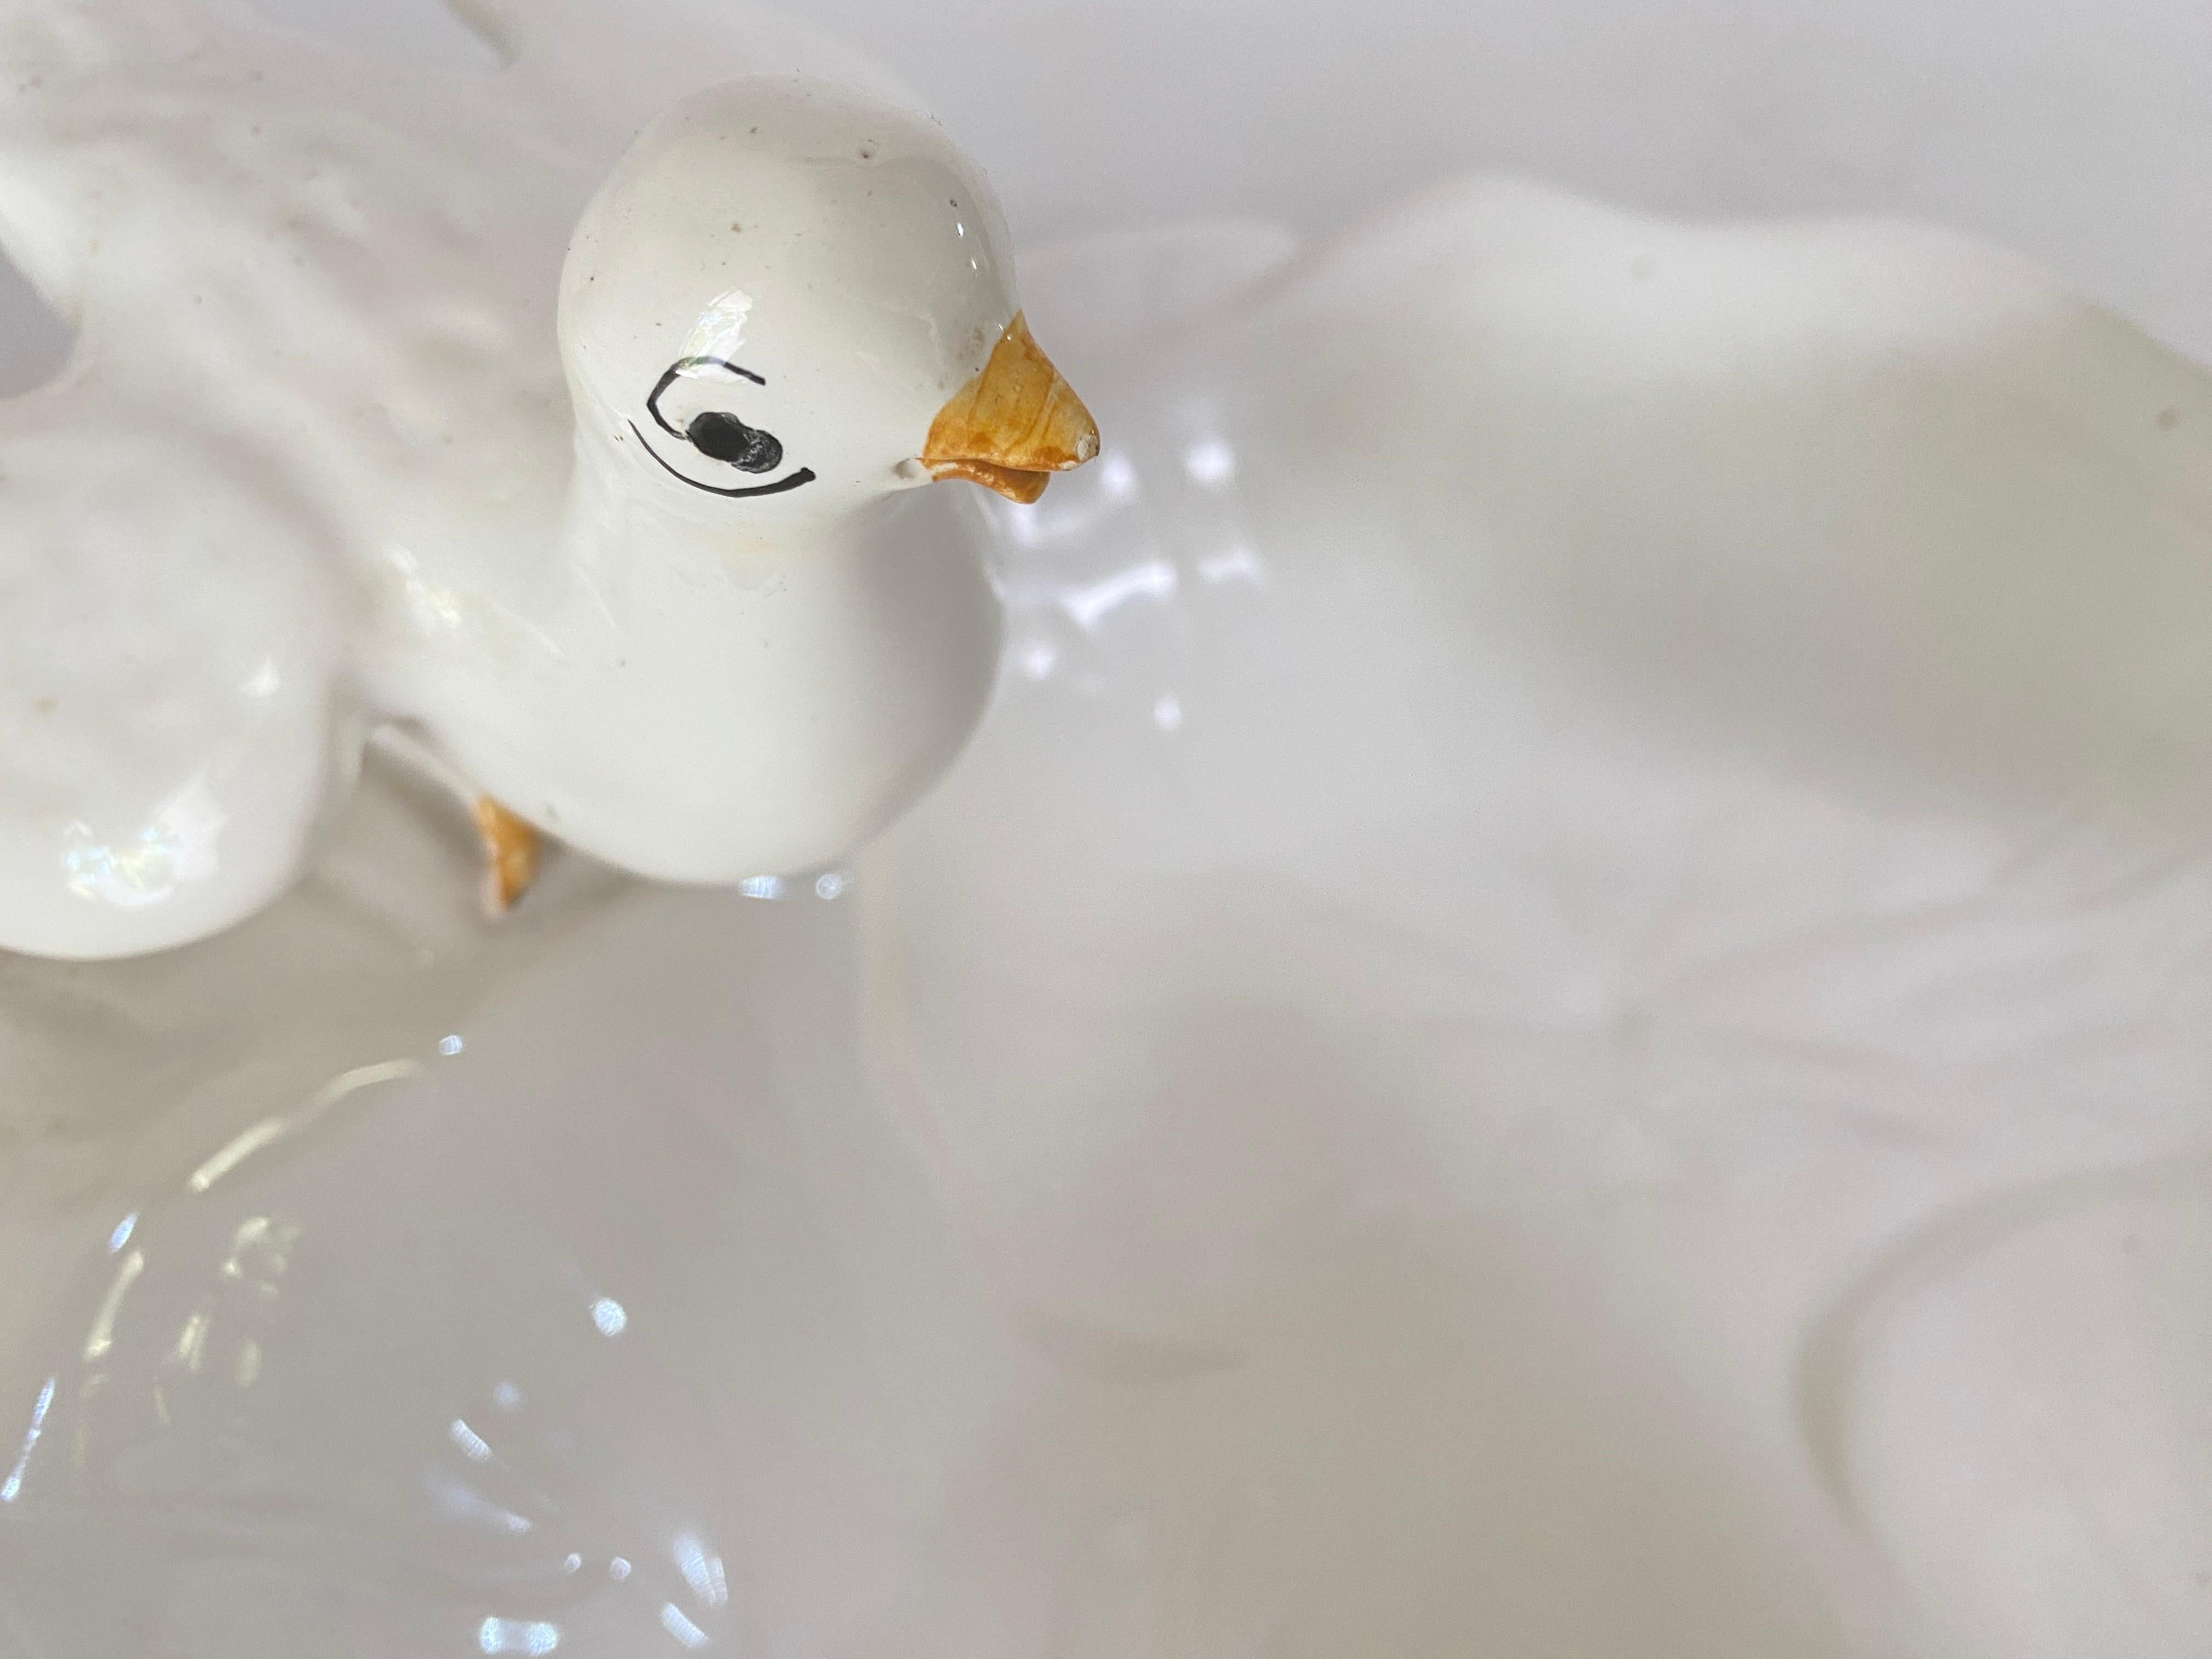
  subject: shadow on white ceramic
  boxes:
[0,247,66,398]
[2,1,2211,1656]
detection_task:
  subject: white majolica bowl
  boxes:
[0,2,2208,1655]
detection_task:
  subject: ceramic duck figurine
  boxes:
[0,1,1097,961]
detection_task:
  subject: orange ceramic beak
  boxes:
[921,312,1100,503]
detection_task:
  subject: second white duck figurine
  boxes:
[0,5,1097,960]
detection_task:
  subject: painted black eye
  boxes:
[686,410,783,473]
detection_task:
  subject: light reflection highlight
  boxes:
[478,1616,561,1655]
[172,1310,211,1373]
[449,1418,493,1462]
[106,1213,137,1255]
[659,1604,709,1649]
[60,774,228,910]
[82,1249,145,1362]
[1183,437,1235,485]
[1198,545,1265,585]
[675,287,753,365]
[187,1059,419,1193]
[221,1215,300,1294]
[1059,560,1177,631]
[1098,452,1138,499]
[590,1297,628,1337]
[185,1118,289,1195]
[673,1531,728,1607]
[0,1376,55,1503]
[428,1471,532,1534]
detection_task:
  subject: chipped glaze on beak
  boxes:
[921,312,1100,503]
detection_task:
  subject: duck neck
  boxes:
[425,434,1000,885]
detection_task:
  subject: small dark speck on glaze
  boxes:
[33,697,55,715]
[2158,407,2182,431]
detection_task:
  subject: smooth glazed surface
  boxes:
[1,0,2209,1655]
[0,2,1087,956]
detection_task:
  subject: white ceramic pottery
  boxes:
[0,2,2208,1656]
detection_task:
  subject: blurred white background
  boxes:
[797,0,2212,358]
[8,0,2204,383]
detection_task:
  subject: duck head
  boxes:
[558,76,1097,535]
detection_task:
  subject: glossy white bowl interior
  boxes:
[0,2,2208,1655]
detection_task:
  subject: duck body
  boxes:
[0,1,1086,957]
[408,477,1001,885]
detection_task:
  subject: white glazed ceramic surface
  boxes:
[2,1,2210,1655]
[0,4,1057,957]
